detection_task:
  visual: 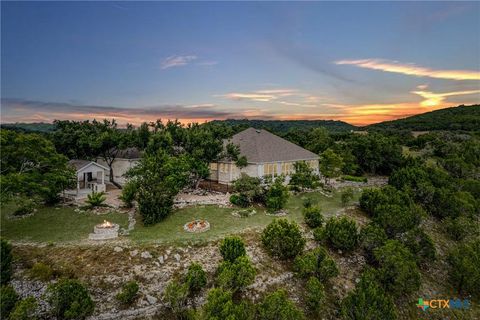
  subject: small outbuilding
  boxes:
[64,160,108,199]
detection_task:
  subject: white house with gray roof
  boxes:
[64,160,108,199]
[209,128,319,184]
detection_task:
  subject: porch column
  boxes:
[76,177,80,195]
[102,170,105,184]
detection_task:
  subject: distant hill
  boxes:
[0,122,55,133]
[212,119,357,132]
[365,105,480,131]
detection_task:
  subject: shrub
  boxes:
[304,277,325,315]
[9,296,38,320]
[229,193,250,207]
[324,217,359,251]
[360,224,387,263]
[0,285,18,319]
[85,191,107,208]
[115,281,139,306]
[137,186,176,225]
[202,288,255,320]
[444,216,478,241]
[265,176,289,213]
[232,174,264,206]
[261,219,305,260]
[373,204,422,237]
[303,206,323,229]
[289,161,320,191]
[217,256,256,292]
[341,268,397,320]
[13,197,37,216]
[359,186,411,217]
[374,240,421,297]
[342,175,367,183]
[341,187,354,207]
[312,226,326,242]
[447,239,480,297]
[219,236,246,262]
[293,247,338,282]
[184,263,207,293]
[400,228,436,266]
[30,262,54,281]
[119,181,137,208]
[164,279,189,316]
[46,278,94,319]
[257,289,304,320]
[1,238,13,285]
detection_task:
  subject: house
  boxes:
[209,128,319,185]
[64,160,108,199]
[96,147,142,186]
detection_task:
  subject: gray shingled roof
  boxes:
[225,128,319,163]
[68,159,92,171]
[115,147,142,159]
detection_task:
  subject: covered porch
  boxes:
[65,160,108,200]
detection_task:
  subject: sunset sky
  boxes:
[2,1,480,126]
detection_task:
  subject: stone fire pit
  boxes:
[183,219,210,233]
[89,220,119,240]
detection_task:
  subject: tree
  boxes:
[257,289,305,320]
[372,204,422,237]
[127,149,190,225]
[46,279,94,320]
[293,247,338,282]
[201,288,255,320]
[216,256,256,292]
[265,175,289,213]
[0,285,18,319]
[360,224,387,264]
[302,205,323,229]
[374,240,421,297]
[359,186,412,218]
[444,216,478,241]
[341,268,397,320]
[219,236,247,262]
[324,217,359,251]
[232,174,264,207]
[289,161,319,191]
[261,219,305,260]
[319,148,343,184]
[119,180,137,208]
[1,238,13,285]
[164,279,189,317]
[304,277,325,316]
[400,228,436,266]
[185,263,207,294]
[341,187,354,206]
[447,239,480,297]
[306,127,332,154]
[1,130,76,204]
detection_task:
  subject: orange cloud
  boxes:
[411,89,480,107]
[335,59,480,81]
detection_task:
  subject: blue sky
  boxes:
[1,1,479,125]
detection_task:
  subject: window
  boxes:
[264,163,278,176]
[210,163,218,171]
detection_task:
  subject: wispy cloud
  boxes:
[161,55,197,70]
[335,58,480,81]
[218,89,298,102]
[411,87,480,107]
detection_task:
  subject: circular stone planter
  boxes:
[183,220,210,233]
[89,221,120,240]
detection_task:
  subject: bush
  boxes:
[1,238,13,285]
[447,239,480,297]
[304,277,325,315]
[341,268,397,320]
[342,175,367,183]
[261,219,305,260]
[229,194,250,207]
[202,288,255,320]
[293,247,338,282]
[164,279,189,316]
[184,263,207,293]
[303,206,323,229]
[341,187,355,206]
[232,174,264,206]
[137,186,176,225]
[374,240,421,297]
[119,181,137,208]
[85,191,107,208]
[444,216,478,241]
[9,296,38,320]
[400,228,436,266]
[46,278,94,319]
[324,217,359,251]
[0,285,18,319]
[359,186,411,217]
[360,224,387,263]
[30,262,54,281]
[115,281,139,306]
[258,289,304,320]
[373,204,422,237]
[13,197,37,216]
[265,176,289,213]
[219,236,246,262]
[289,161,320,191]
[217,256,256,292]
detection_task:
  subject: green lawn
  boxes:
[129,189,360,244]
[0,204,128,243]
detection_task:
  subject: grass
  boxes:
[0,204,128,243]
[129,189,360,244]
